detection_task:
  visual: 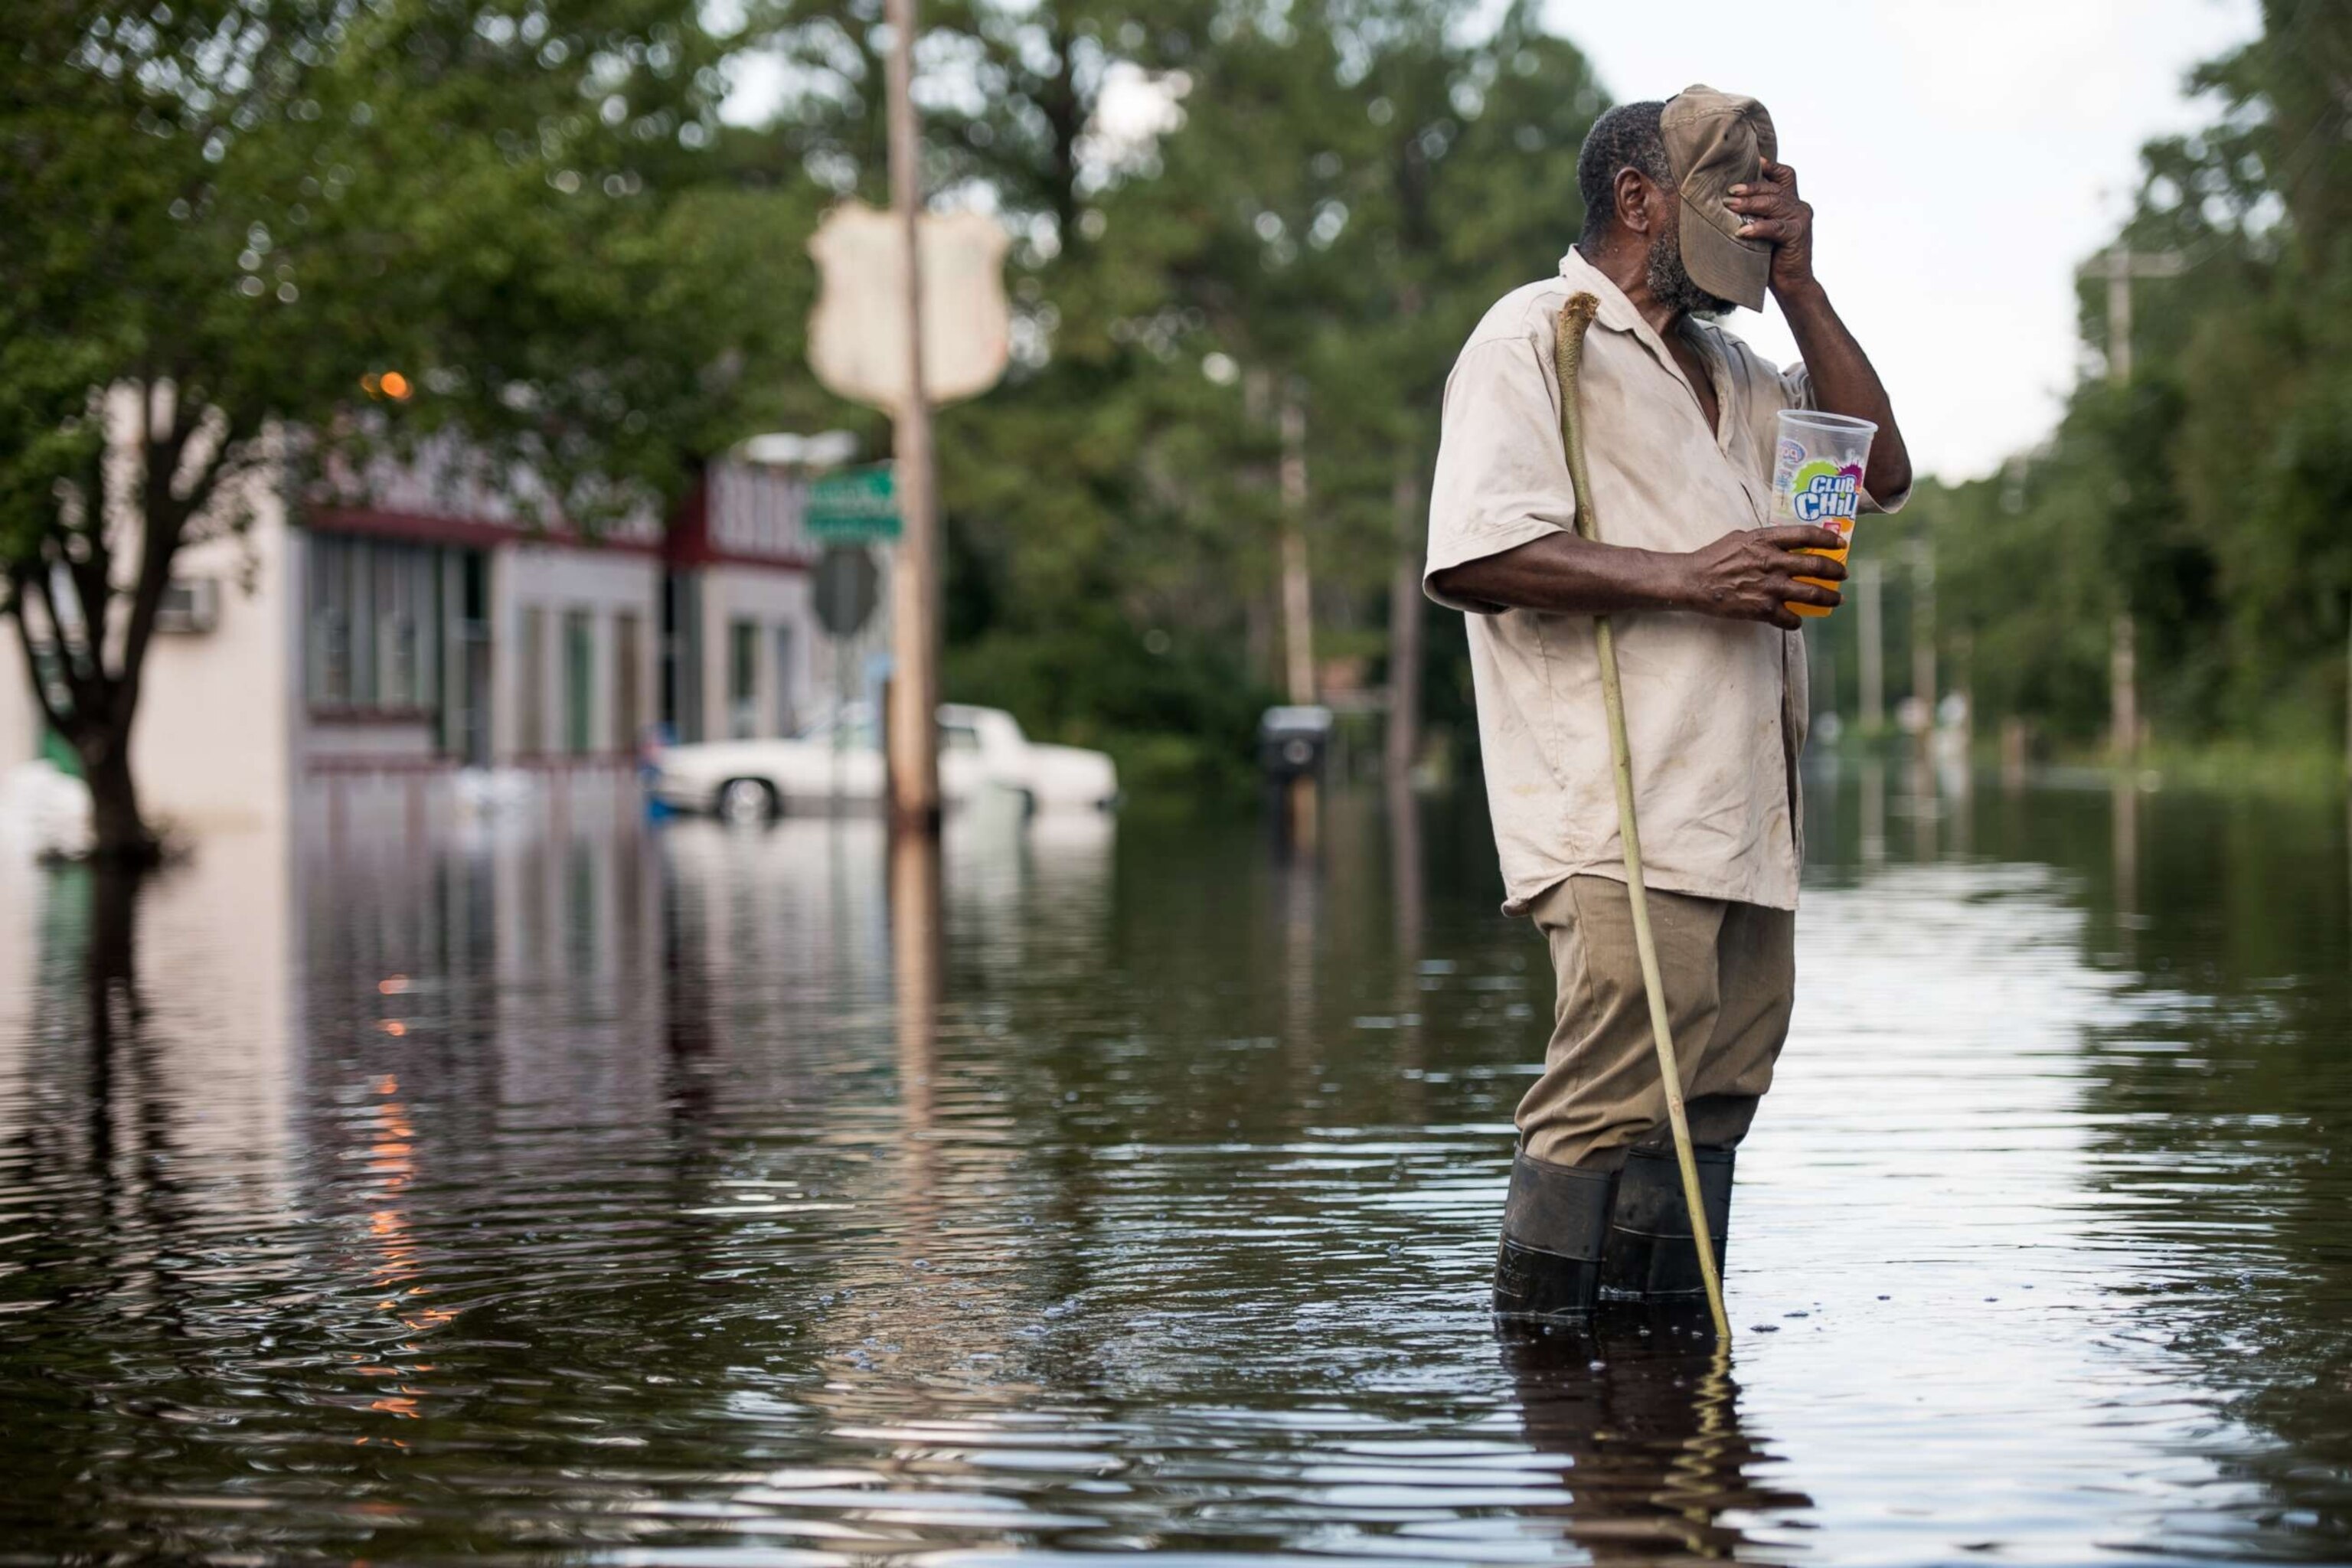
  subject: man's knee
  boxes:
[1517,877,1732,1169]
[1667,1093,1764,1152]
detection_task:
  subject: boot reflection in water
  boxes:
[1499,1308,1808,1561]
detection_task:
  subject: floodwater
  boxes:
[1,760,2348,1565]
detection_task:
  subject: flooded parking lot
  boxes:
[1,763,2348,1563]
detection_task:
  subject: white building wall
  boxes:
[694,564,820,743]
[132,494,298,831]
[0,478,292,832]
[0,628,33,775]
[0,405,295,831]
[493,544,662,762]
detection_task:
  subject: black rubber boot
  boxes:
[1598,1143,1733,1301]
[1493,1152,1616,1322]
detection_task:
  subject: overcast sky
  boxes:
[727,1,2261,482]
[1544,0,2259,479]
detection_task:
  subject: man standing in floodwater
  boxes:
[1423,87,1912,1320]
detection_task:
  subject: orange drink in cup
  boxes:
[1771,410,1877,618]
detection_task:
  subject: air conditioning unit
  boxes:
[154,577,220,635]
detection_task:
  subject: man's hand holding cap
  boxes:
[1659,85,1779,311]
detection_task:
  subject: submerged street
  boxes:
[1,766,2347,1563]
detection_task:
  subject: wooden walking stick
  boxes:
[1552,293,1733,1341]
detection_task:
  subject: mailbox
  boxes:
[1257,704,1334,782]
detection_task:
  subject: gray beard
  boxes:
[1648,223,1736,320]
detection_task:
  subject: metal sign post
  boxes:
[804,0,1009,841]
[814,541,884,811]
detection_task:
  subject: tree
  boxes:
[0,0,812,858]
[1880,0,2352,766]
[1293,0,1601,780]
[738,1,1607,792]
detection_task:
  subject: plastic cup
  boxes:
[1770,410,1877,619]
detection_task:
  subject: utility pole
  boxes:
[2109,614,2139,760]
[1279,381,1316,705]
[1812,632,1837,732]
[1386,283,1429,794]
[2080,243,2182,762]
[1384,454,1423,789]
[883,0,940,835]
[1856,557,1885,733]
[2085,244,2184,387]
[1910,536,1936,737]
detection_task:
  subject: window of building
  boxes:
[518,604,546,755]
[772,625,795,737]
[564,609,594,755]
[447,551,490,763]
[614,611,642,750]
[728,618,759,740]
[662,573,701,744]
[307,533,439,712]
[309,536,352,705]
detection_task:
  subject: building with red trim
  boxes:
[0,431,874,832]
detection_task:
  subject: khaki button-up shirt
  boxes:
[1425,248,1903,914]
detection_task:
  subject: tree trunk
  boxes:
[1384,459,1424,789]
[80,727,159,864]
[1909,538,1936,736]
[1856,558,1885,732]
[1278,386,1315,706]
[2109,609,2139,761]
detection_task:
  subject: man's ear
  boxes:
[1612,166,1660,237]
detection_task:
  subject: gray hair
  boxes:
[1576,100,1670,248]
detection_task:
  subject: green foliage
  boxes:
[946,611,1273,802]
[0,0,819,848]
[1835,0,2352,761]
[747,0,1599,778]
[30,0,2346,824]
[3,0,1615,824]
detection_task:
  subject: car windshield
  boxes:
[793,706,879,749]
[791,704,1021,753]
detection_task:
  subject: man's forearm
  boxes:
[1776,279,1913,502]
[1433,522,1851,628]
[1429,533,1690,617]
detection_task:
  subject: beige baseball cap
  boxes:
[1659,84,1778,311]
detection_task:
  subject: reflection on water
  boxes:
[1501,1320,1798,1564]
[0,766,2348,1563]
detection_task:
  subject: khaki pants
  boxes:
[1518,874,1795,1171]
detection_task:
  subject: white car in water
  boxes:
[652,703,1119,824]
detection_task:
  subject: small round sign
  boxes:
[814,544,880,639]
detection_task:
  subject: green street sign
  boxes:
[805,462,900,542]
